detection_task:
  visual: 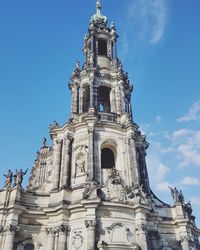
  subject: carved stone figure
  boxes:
[75,154,86,175]
[169,187,184,204]
[127,185,148,205]
[42,137,47,147]
[83,177,101,199]
[13,168,28,187]
[4,169,13,188]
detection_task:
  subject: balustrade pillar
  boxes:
[53,139,62,190]
[85,220,96,250]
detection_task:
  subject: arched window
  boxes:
[24,244,34,250]
[83,86,90,113]
[101,148,115,169]
[98,86,111,112]
[98,39,107,57]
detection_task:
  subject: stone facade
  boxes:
[0,1,199,250]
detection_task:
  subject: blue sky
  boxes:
[0,0,200,226]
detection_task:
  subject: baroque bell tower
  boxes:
[0,1,199,250]
[68,0,150,194]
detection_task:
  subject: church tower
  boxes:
[0,1,199,250]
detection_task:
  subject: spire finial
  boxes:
[96,0,101,16]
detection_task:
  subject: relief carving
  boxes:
[72,230,84,250]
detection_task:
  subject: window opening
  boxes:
[98,86,111,112]
[83,86,90,113]
[101,148,115,169]
[24,244,34,250]
[98,39,107,56]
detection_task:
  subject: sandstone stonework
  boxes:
[0,1,199,250]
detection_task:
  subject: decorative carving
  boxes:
[108,169,124,185]
[126,184,149,205]
[75,154,86,175]
[82,177,101,199]
[49,120,60,131]
[72,230,84,250]
[46,227,56,235]
[3,169,13,188]
[5,224,20,234]
[13,168,28,188]
[85,220,96,229]
[103,169,126,202]
[58,225,70,234]
[169,187,184,204]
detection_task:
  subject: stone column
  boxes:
[180,236,190,250]
[89,79,94,111]
[112,39,117,60]
[137,146,150,194]
[71,85,78,114]
[53,139,62,190]
[46,228,55,250]
[135,223,148,250]
[128,136,140,186]
[120,86,126,114]
[4,224,20,250]
[85,220,96,250]
[57,225,70,250]
[88,127,94,180]
[61,135,73,188]
[79,87,84,114]
[115,85,121,115]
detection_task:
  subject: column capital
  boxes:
[58,225,71,235]
[4,224,20,234]
[85,220,96,229]
[46,227,56,235]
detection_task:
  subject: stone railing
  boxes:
[99,113,118,123]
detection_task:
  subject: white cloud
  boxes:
[172,129,200,168]
[178,100,200,122]
[125,0,168,46]
[181,176,200,186]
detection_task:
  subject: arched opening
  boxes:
[101,148,115,169]
[98,39,107,57]
[83,86,90,113]
[24,244,34,250]
[98,86,111,113]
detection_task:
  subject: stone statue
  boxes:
[109,169,124,185]
[4,169,13,188]
[42,137,47,148]
[76,155,85,175]
[13,168,28,187]
[169,187,184,204]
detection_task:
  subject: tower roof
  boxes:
[90,0,107,26]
